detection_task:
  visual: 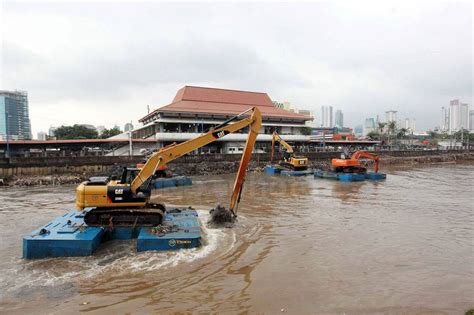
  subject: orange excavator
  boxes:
[331,150,380,174]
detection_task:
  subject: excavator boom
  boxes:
[76,107,262,225]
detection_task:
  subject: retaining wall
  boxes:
[0,150,472,177]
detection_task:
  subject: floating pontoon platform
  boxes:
[314,170,387,182]
[23,208,201,259]
[152,176,192,189]
[265,165,314,176]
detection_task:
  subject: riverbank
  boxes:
[1,151,473,187]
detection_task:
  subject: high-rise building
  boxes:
[470,110,474,131]
[334,110,343,128]
[37,131,47,140]
[385,110,397,124]
[48,126,57,137]
[441,107,450,132]
[321,106,333,128]
[363,118,375,136]
[354,125,363,137]
[404,118,416,132]
[0,90,32,140]
[449,99,470,132]
[460,103,469,130]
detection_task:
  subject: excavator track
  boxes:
[84,204,165,227]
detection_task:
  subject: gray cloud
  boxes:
[1,1,472,134]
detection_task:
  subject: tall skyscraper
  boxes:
[363,118,375,136]
[404,118,416,132]
[0,90,32,140]
[334,110,343,128]
[321,106,333,127]
[449,99,470,132]
[441,106,449,132]
[470,110,474,131]
[460,103,469,130]
[385,110,397,124]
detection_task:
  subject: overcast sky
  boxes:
[1,1,472,136]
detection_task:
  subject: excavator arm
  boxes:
[270,131,294,163]
[351,151,380,173]
[131,107,262,214]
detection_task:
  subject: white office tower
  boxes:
[449,100,470,132]
[404,118,416,132]
[460,103,469,130]
[334,110,343,128]
[363,118,375,136]
[441,107,450,132]
[385,110,397,124]
[321,106,333,127]
[470,110,474,131]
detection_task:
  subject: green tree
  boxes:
[377,122,386,134]
[366,131,380,140]
[387,121,397,145]
[100,127,122,138]
[397,128,408,139]
[55,124,99,139]
[300,126,312,136]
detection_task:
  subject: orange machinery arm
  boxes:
[270,131,294,163]
[351,151,380,173]
[131,107,262,215]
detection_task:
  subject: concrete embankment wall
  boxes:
[0,150,473,178]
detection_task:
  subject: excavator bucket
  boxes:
[208,204,235,226]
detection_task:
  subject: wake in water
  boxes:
[1,210,237,298]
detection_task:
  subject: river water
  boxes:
[0,164,473,314]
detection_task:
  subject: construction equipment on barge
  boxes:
[76,107,262,226]
[315,150,386,181]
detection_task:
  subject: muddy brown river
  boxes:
[0,164,473,314]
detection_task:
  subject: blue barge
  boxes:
[152,176,192,189]
[23,208,201,259]
[314,170,387,181]
[265,165,314,176]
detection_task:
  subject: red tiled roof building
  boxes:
[135,86,312,153]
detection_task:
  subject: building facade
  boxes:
[449,99,470,133]
[334,110,343,128]
[321,106,333,128]
[0,90,32,140]
[470,110,474,131]
[363,118,376,137]
[440,106,449,132]
[385,110,397,124]
[135,86,312,153]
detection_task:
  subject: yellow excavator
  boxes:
[270,131,309,170]
[76,107,262,226]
